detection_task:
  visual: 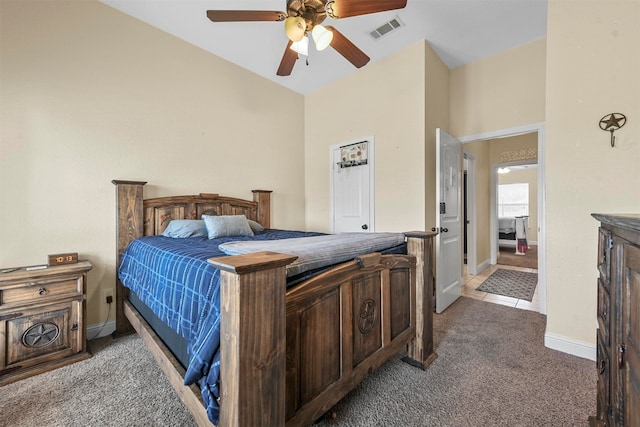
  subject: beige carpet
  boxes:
[498,244,538,269]
[0,334,196,427]
[1,297,595,426]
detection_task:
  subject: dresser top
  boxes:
[592,214,640,232]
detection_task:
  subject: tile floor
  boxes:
[462,263,540,312]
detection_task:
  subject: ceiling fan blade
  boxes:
[326,26,370,69]
[327,0,407,19]
[277,41,298,76]
[206,10,286,22]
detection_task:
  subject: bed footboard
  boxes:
[283,252,416,425]
[210,232,436,427]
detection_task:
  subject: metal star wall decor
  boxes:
[599,113,627,147]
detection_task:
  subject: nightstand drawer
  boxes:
[0,261,91,386]
[1,300,83,370]
[0,275,83,308]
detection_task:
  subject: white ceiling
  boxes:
[100,0,547,95]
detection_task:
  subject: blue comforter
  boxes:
[117,229,324,424]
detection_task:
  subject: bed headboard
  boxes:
[143,192,270,236]
[111,179,272,334]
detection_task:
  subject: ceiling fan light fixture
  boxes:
[325,1,337,19]
[290,36,309,56]
[284,16,306,42]
[312,24,333,51]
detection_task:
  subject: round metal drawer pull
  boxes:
[38,288,47,296]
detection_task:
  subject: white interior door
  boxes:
[435,129,463,313]
[331,140,374,233]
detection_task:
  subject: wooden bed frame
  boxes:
[112,180,437,427]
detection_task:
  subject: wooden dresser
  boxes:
[592,214,640,426]
[0,260,92,386]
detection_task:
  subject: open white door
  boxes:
[435,129,463,313]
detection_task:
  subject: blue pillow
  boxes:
[161,220,208,238]
[202,215,254,239]
[247,219,265,234]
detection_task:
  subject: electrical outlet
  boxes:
[102,289,114,305]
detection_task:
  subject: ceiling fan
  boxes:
[206,0,407,76]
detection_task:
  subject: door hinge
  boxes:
[608,237,614,250]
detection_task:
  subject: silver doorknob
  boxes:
[362,224,368,230]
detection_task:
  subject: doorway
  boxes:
[459,122,546,315]
[329,138,375,233]
[496,164,538,270]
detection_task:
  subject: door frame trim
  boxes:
[458,121,546,315]
[463,151,478,275]
[329,137,376,233]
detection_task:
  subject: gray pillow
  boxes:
[202,215,254,239]
[161,220,208,238]
[247,219,265,234]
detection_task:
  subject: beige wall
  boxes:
[0,1,306,326]
[450,38,546,137]
[305,40,431,233]
[545,0,640,344]
[425,43,450,229]
[454,38,545,268]
[304,40,449,234]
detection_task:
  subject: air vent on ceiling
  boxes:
[370,16,404,40]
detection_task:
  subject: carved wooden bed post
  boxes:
[403,231,438,369]
[208,251,298,427]
[252,190,272,228]
[112,179,147,336]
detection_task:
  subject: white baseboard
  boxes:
[544,332,596,361]
[87,320,116,340]
[475,258,491,274]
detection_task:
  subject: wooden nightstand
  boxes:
[0,260,92,386]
